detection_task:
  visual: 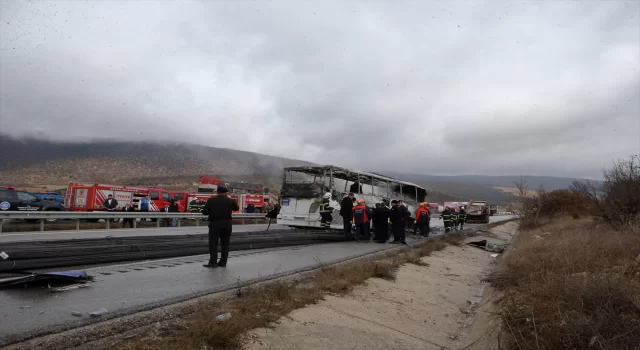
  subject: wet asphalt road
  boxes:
[0,216,515,344]
[0,223,291,243]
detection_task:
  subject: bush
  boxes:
[571,155,640,231]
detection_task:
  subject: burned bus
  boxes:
[277,165,427,230]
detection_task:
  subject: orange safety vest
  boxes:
[351,205,369,223]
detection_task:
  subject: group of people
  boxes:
[319,192,433,245]
[439,205,467,233]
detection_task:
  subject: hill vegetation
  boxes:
[0,135,587,205]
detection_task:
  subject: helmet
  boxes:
[357,199,364,204]
[323,192,331,199]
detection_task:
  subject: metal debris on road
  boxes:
[90,308,108,317]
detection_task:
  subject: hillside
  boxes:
[384,172,596,191]
[0,135,312,188]
[0,136,584,205]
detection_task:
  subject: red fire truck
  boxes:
[66,182,175,212]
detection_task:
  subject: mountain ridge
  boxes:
[0,135,590,203]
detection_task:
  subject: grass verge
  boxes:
[486,217,640,349]
[118,237,461,350]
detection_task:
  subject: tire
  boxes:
[43,209,60,224]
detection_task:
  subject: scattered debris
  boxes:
[490,253,499,258]
[122,334,138,339]
[19,305,31,309]
[216,312,232,322]
[0,252,9,260]
[0,270,93,289]
[90,308,108,317]
[70,311,83,317]
[466,240,505,253]
[51,283,90,293]
[533,235,543,239]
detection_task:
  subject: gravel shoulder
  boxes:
[245,221,518,350]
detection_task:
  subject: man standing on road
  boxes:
[351,199,370,242]
[339,193,355,235]
[389,200,406,244]
[414,202,430,237]
[372,202,391,243]
[202,187,239,268]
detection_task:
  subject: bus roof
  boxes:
[283,165,426,191]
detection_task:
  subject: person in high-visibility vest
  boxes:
[439,206,452,233]
[414,202,430,237]
[351,199,370,242]
[458,205,467,230]
[451,208,459,231]
[319,192,334,229]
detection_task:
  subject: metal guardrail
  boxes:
[0,212,267,233]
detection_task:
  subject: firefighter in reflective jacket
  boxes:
[319,192,334,229]
[351,199,370,241]
[451,208,459,231]
[439,206,452,233]
[458,205,467,230]
[414,202,430,237]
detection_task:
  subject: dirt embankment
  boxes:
[244,222,518,350]
[485,217,640,349]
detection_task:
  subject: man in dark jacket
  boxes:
[103,194,118,211]
[389,200,406,244]
[121,202,135,228]
[202,187,240,268]
[339,193,355,235]
[372,202,391,243]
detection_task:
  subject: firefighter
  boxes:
[458,205,467,230]
[351,199,370,241]
[319,192,334,229]
[414,202,430,237]
[389,200,406,244]
[450,207,458,231]
[440,206,452,233]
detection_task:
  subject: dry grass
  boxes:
[486,216,640,349]
[119,237,461,350]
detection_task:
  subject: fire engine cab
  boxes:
[65,182,175,213]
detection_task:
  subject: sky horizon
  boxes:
[1,1,639,180]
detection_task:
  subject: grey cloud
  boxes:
[1,0,639,180]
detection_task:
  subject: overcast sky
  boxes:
[1,1,639,179]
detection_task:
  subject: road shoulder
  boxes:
[245,222,517,350]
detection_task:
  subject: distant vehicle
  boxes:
[466,200,491,224]
[277,165,427,230]
[489,205,498,216]
[34,192,65,205]
[0,188,67,223]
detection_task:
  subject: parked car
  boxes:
[0,188,67,223]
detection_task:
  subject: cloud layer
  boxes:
[1,0,639,179]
